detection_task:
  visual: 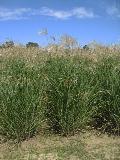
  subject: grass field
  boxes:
[0,45,120,159]
[0,130,120,160]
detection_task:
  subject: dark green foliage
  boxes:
[83,45,89,50]
[2,41,14,48]
[26,42,39,48]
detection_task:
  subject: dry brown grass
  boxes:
[0,131,120,160]
[0,44,120,61]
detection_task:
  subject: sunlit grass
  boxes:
[0,45,120,142]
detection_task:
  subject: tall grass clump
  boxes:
[90,56,120,135]
[42,56,94,135]
[0,58,44,142]
[0,45,120,141]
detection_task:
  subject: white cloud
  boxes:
[106,6,120,18]
[0,7,96,21]
[0,8,31,20]
[72,7,95,18]
[39,7,72,19]
[40,7,96,19]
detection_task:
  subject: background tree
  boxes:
[26,42,39,48]
[2,40,14,48]
[83,45,89,50]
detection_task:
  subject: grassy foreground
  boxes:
[0,131,120,160]
[0,46,120,143]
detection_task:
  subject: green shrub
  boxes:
[90,57,120,135]
[0,59,44,142]
[42,57,93,135]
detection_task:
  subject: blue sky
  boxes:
[0,0,120,46]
